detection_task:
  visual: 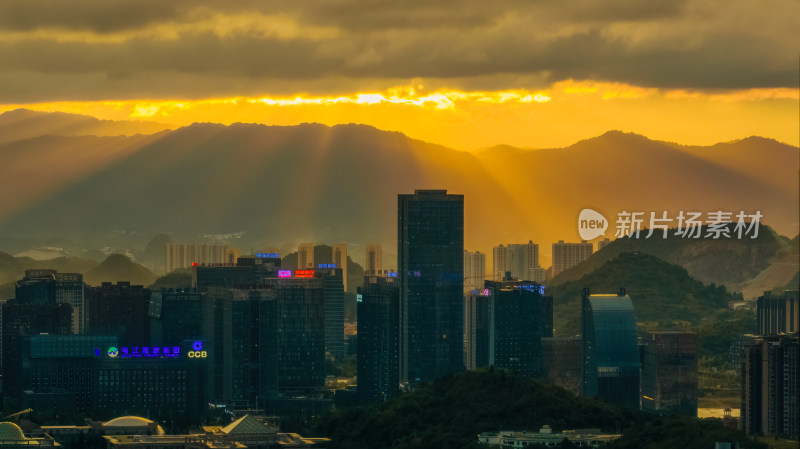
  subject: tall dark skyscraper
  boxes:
[640,330,698,417]
[757,289,798,336]
[398,189,464,382]
[581,289,640,408]
[15,269,85,334]
[357,275,400,403]
[86,282,151,346]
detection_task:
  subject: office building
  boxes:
[581,289,639,408]
[552,241,593,278]
[1,296,72,400]
[86,282,151,346]
[463,293,491,371]
[149,288,206,345]
[741,333,799,438]
[398,189,464,382]
[542,337,582,395]
[357,275,400,403]
[298,243,314,269]
[757,290,798,336]
[464,250,486,294]
[321,267,345,361]
[485,280,553,376]
[640,331,698,416]
[165,244,235,273]
[332,243,348,292]
[366,244,383,275]
[16,269,85,334]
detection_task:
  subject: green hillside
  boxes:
[312,369,763,449]
[552,225,789,290]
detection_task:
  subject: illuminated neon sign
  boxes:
[188,340,207,358]
[318,263,337,269]
[104,346,181,359]
[294,270,314,278]
[256,253,280,258]
[278,270,292,278]
[387,272,398,278]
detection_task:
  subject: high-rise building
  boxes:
[357,275,400,403]
[463,293,491,371]
[366,244,383,275]
[597,238,612,251]
[464,250,486,294]
[552,240,593,278]
[581,289,639,408]
[321,267,345,361]
[493,241,543,282]
[16,270,85,334]
[398,189,464,383]
[640,331,698,416]
[86,282,151,346]
[542,336,582,395]
[741,333,799,438]
[1,297,72,401]
[757,290,799,336]
[298,243,315,269]
[485,279,552,376]
[165,244,235,273]
[492,245,508,281]
[332,243,348,292]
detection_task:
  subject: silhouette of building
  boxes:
[597,238,612,251]
[542,336,582,395]
[485,279,552,376]
[332,243,348,292]
[552,241,593,278]
[741,333,799,438]
[640,330,698,416]
[463,292,491,371]
[357,275,400,403]
[464,250,486,294]
[86,282,151,346]
[398,189,464,383]
[1,294,72,402]
[320,267,345,361]
[16,269,85,334]
[297,243,314,269]
[581,289,639,408]
[757,290,798,336]
[366,244,383,275]
[492,244,508,281]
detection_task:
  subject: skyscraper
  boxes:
[741,333,799,438]
[485,279,553,376]
[463,250,486,294]
[640,330,698,416]
[552,240,593,278]
[366,244,383,275]
[86,282,151,346]
[463,292,491,371]
[581,289,639,408]
[492,241,543,282]
[166,243,235,273]
[16,269,85,334]
[357,275,400,403]
[757,290,798,336]
[298,243,315,269]
[332,243,348,291]
[398,189,464,383]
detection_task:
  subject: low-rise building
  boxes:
[478,425,621,448]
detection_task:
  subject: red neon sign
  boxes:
[294,270,314,278]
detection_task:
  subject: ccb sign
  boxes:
[188,350,207,358]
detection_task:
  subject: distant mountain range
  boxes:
[0,109,797,282]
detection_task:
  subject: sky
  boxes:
[0,0,798,149]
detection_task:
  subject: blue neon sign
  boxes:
[256,253,280,258]
[318,263,337,269]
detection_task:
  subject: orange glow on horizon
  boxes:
[1,81,797,149]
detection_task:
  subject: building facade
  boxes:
[542,336,582,395]
[640,330,698,416]
[463,250,486,294]
[581,289,639,408]
[463,293,491,371]
[86,282,151,346]
[16,270,85,335]
[166,244,236,273]
[398,189,464,383]
[757,290,799,336]
[357,275,400,403]
[297,243,315,269]
[366,244,383,275]
[551,241,593,278]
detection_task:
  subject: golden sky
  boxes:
[0,0,798,149]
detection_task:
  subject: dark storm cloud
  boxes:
[0,0,796,101]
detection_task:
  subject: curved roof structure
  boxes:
[0,422,28,441]
[103,416,154,427]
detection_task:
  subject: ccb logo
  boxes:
[108,347,119,358]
